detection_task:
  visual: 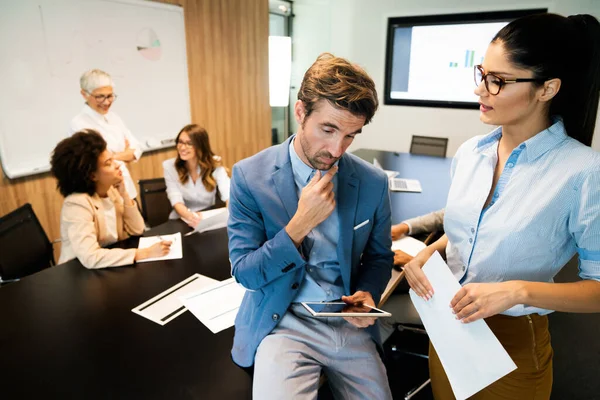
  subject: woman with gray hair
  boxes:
[69,69,143,199]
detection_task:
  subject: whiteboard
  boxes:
[0,0,190,179]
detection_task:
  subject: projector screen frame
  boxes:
[383,9,547,109]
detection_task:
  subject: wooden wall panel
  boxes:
[0,0,271,262]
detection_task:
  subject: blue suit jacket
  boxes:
[227,136,393,367]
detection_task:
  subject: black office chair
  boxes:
[138,178,172,228]
[0,203,54,284]
[387,296,431,400]
[139,178,227,228]
[410,135,449,158]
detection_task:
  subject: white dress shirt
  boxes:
[69,104,143,199]
[162,157,230,219]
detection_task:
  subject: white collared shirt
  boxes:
[69,104,143,199]
[162,157,230,219]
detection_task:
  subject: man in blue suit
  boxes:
[228,53,394,399]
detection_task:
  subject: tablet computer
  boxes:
[301,302,391,318]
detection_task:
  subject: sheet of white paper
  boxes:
[390,178,422,192]
[392,236,426,256]
[131,273,218,325]
[409,252,517,400]
[180,277,246,334]
[185,208,229,236]
[200,208,228,219]
[137,232,182,262]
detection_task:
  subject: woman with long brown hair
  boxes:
[162,124,230,227]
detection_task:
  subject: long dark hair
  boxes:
[174,124,220,192]
[493,13,600,146]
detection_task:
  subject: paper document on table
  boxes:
[185,207,229,236]
[180,277,246,334]
[409,252,516,400]
[392,236,426,256]
[132,273,218,325]
[373,157,399,178]
[390,178,422,192]
[137,232,182,262]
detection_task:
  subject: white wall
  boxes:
[292,0,600,155]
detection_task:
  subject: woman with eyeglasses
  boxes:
[162,124,230,228]
[52,130,171,269]
[402,13,600,399]
[69,69,143,200]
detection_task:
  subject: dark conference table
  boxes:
[0,150,452,399]
[0,220,252,400]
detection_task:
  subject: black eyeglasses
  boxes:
[474,65,547,95]
[86,92,118,103]
[176,139,193,147]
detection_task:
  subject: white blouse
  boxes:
[162,157,230,219]
[69,104,143,199]
[100,197,119,246]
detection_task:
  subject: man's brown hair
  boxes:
[297,53,378,124]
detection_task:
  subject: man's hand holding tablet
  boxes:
[301,291,391,328]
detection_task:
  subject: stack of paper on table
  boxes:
[409,252,517,399]
[180,277,246,334]
[132,273,218,325]
[185,207,229,236]
[137,232,182,262]
[392,235,426,256]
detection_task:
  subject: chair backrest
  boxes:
[138,178,172,228]
[410,135,448,158]
[0,203,54,280]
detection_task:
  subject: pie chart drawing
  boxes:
[137,28,162,61]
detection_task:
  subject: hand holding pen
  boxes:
[149,236,173,257]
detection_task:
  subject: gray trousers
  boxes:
[253,304,393,400]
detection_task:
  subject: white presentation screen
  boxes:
[384,10,546,109]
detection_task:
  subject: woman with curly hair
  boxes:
[51,129,171,269]
[162,124,230,228]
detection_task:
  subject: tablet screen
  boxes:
[304,302,388,315]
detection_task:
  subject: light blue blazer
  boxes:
[227,136,393,367]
